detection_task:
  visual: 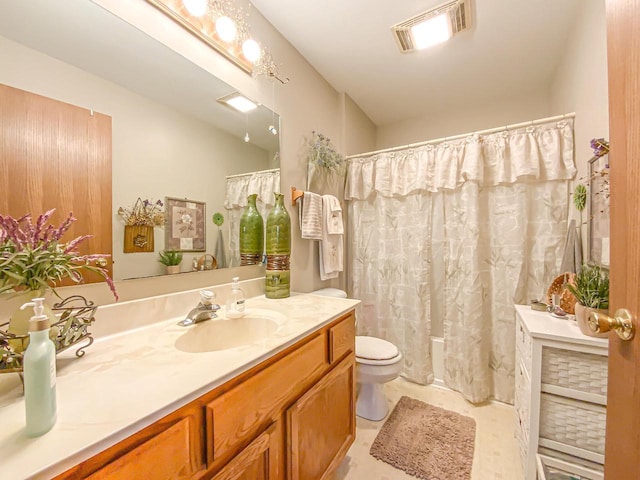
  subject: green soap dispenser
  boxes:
[23,303,57,437]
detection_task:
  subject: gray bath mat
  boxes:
[369,396,476,480]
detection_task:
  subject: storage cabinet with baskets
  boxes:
[514,305,608,480]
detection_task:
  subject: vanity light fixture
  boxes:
[146,0,289,83]
[392,0,470,52]
[181,0,207,17]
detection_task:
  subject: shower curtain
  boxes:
[224,169,280,267]
[345,120,575,403]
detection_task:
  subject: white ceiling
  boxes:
[251,0,583,126]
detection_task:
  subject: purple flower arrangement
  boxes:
[0,209,118,299]
[590,138,610,160]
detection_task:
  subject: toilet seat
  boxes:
[356,336,401,365]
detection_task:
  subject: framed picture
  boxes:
[588,154,610,267]
[165,197,206,252]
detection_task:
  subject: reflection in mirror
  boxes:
[0,0,280,281]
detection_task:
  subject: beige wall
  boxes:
[550,0,609,182]
[550,0,609,259]
[343,94,377,156]
[0,35,271,281]
[375,89,552,151]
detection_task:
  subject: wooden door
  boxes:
[212,424,279,480]
[0,83,113,281]
[287,355,355,480]
[605,0,640,478]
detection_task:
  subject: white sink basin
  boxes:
[174,309,287,353]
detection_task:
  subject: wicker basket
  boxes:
[539,394,606,455]
[547,273,577,314]
[541,347,608,396]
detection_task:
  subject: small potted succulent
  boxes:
[565,264,609,337]
[158,249,183,275]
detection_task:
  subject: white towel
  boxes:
[319,194,343,281]
[297,192,323,240]
[325,196,344,235]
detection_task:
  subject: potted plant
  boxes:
[158,249,183,274]
[565,264,609,337]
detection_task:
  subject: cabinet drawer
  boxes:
[541,347,607,397]
[329,313,355,363]
[85,418,195,480]
[206,333,327,466]
[539,394,606,457]
[536,454,603,480]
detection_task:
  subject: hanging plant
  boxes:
[306,131,344,172]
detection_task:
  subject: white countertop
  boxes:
[515,304,609,349]
[0,291,359,479]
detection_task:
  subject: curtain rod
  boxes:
[346,112,576,160]
[226,167,280,180]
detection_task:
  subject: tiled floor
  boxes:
[333,378,524,480]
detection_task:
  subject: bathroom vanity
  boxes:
[0,289,358,479]
[514,305,608,480]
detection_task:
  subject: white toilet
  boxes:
[311,288,403,421]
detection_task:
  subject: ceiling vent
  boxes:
[391,0,470,53]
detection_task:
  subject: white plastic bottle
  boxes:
[226,277,246,318]
[23,303,57,437]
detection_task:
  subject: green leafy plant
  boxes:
[158,249,183,266]
[565,264,609,309]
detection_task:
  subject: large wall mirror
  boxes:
[0,0,280,281]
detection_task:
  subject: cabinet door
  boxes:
[287,355,355,480]
[84,418,195,480]
[212,424,279,480]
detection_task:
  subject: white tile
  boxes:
[334,377,524,480]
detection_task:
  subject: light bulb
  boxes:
[182,0,208,17]
[268,125,278,135]
[242,39,262,63]
[216,16,237,43]
[244,132,250,142]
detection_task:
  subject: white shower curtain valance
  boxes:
[224,169,281,209]
[345,120,575,200]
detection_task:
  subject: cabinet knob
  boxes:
[588,309,635,341]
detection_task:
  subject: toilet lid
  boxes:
[356,336,399,361]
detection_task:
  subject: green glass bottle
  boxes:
[265,192,291,298]
[239,194,263,266]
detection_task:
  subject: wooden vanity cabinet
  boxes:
[54,311,355,480]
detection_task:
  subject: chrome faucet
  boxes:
[177,290,220,326]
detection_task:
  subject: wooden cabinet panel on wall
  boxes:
[0,83,113,280]
[287,354,356,480]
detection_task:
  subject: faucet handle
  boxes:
[200,290,215,305]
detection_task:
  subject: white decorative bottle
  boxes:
[23,302,57,437]
[226,277,246,319]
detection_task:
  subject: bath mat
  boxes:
[369,396,476,480]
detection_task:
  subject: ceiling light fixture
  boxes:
[391,0,471,53]
[218,93,258,113]
[411,13,452,49]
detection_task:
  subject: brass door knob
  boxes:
[95,258,108,268]
[588,309,635,341]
